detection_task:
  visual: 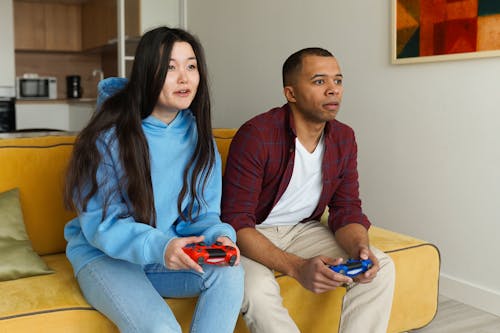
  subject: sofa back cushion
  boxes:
[0,129,237,256]
[212,128,236,174]
[0,136,77,255]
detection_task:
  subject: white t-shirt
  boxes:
[259,135,324,227]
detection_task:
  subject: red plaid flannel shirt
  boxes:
[221,104,370,234]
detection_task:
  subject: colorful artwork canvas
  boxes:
[392,0,500,63]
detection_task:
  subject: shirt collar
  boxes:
[284,103,332,138]
[284,103,297,138]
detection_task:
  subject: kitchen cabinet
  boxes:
[14,1,81,52]
[67,103,95,131]
[83,0,181,77]
[82,0,118,51]
[82,0,140,51]
[44,3,82,51]
[13,1,44,50]
[12,0,181,85]
[82,0,180,51]
[16,101,94,132]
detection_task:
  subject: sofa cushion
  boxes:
[0,227,439,333]
[213,128,237,174]
[0,188,52,281]
[0,253,117,332]
[0,253,199,333]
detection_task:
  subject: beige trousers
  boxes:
[240,221,395,333]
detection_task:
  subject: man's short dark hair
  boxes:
[282,47,334,87]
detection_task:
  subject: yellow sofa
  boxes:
[0,130,440,333]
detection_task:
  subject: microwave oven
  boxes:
[16,76,57,99]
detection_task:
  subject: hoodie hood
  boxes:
[96,77,128,111]
[142,110,195,135]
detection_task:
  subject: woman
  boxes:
[64,27,244,333]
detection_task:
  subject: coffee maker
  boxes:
[66,75,82,99]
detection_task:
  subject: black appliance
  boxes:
[0,98,15,132]
[66,75,82,99]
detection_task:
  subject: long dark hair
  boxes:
[64,27,215,226]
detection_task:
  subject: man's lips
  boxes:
[323,101,340,111]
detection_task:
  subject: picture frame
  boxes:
[391,0,500,64]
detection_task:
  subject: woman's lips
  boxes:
[174,89,191,97]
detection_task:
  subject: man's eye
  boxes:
[313,79,324,85]
[334,79,343,85]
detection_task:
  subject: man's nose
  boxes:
[326,86,339,95]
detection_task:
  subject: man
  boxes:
[221,47,395,333]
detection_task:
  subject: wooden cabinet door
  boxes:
[125,0,140,38]
[44,3,82,51]
[14,1,81,51]
[82,0,140,51]
[14,1,45,50]
[82,0,116,50]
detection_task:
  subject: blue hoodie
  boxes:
[64,78,236,275]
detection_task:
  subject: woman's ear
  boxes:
[283,86,296,103]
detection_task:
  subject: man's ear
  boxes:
[283,86,296,103]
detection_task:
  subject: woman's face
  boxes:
[153,41,200,124]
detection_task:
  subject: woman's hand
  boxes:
[216,236,241,266]
[164,235,205,273]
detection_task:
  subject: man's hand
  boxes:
[164,235,205,273]
[237,228,350,293]
[354,246,379,283]
[335,224,380,283]
[293,256,352,293]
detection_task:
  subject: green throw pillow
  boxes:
[0,188,53,281]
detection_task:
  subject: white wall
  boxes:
[0,0,16,97]
[140,0,180,32]
[187,0,500,315]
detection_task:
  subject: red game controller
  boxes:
[183,241,238,266]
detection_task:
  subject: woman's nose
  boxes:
[178,70,188,83]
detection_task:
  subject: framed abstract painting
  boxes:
[392,0,500,64]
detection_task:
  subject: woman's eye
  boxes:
[187,64,197,70]
[168,65,175,71]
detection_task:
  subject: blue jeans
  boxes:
[77,256,244,333]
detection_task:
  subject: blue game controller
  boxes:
[330,259,373,278]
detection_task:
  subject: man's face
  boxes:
[285,55,343,124]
